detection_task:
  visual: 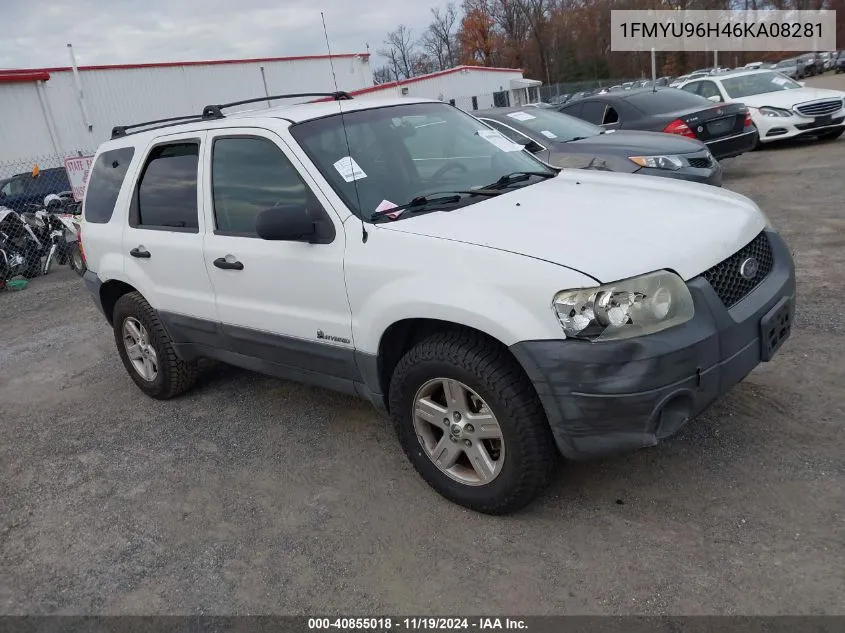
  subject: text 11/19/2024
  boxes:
[308,618,527,631]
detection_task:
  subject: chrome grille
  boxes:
[795,99,843,117]
[688,156,712,168]
[701,231,774,308]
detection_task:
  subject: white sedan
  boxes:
[677,69,844,145]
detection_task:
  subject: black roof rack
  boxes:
[110,91,353,140]
[111,114,204,139]
[201,91,352,119]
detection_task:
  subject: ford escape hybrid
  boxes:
[81,93,795,514]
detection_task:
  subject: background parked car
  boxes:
[819,51,834,72]
[772,57,804,79]
[678,68,845,145]
[800,52,822,77]
[557,87,758,159]
[835,51,845,74]
[0,167,73,213]
[476,107,722,185]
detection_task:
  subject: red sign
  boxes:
[63,155,95,203]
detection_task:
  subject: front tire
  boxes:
[112,291,198,399]
[388,330,558,514]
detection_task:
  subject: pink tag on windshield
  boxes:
[375,199,401,219]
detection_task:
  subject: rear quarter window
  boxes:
[84,147,136,224]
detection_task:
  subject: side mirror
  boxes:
[798,81,806,87]
[256,205,317,242]
[707,94,722,102]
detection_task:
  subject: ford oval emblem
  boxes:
[739,257,759,280]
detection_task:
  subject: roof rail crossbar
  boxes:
[202,91,352,119]
[111,114,205,139]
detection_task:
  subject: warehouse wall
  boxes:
[0,55,373,167]
[351,67,525,112]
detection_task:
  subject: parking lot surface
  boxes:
[1,74,844,615]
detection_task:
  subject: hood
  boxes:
[735,87,845,109]
[378,171,766,283]
[561,130,706,156]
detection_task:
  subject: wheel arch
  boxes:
[374,318,534,413]
[100,279,139,325]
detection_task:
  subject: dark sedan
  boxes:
[557,88,758,160]
[475,107,722,186]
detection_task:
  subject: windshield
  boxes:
[290,102,555,221]
[495,108,603,142]
[721,71,801,98]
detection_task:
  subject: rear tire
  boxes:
[388,330,558,515]
[68,243,86,277]
[113,291,198,399]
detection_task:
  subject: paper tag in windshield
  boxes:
[477,129,522,152]
[540,130,557,139]
[772,76,789,86]
[333,156,367,182]
[507,111,536,121]
[375,199,402,219]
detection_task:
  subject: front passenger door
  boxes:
[202,128,355,385]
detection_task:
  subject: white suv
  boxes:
[81,93,796,514]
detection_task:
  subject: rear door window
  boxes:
[84,147,136,224]
[133,142,199,231]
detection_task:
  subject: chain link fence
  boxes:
[0,152,91,290]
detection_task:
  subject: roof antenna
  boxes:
[322,11,368,244]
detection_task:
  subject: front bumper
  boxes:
[705,128,758,159]
[755,109,845,142]
[510,229,795,460]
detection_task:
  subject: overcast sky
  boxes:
[0,0,450,69]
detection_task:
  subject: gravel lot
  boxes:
[2,74,844,616]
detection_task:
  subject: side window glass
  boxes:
[84,147,136,223]
[681,82,700,95]
[579,102,606,125]
[561,102,582,118]
[604,107,620,125]
[699,82,722,101]
[136,142,199,230]
[212,137,316,235]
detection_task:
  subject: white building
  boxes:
[0,55,539,169]
[353,66,542,112]
[0,53,374,167]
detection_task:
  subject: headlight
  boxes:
[628,155,684,170]
[757,106,792,118]
[552,271,695,341]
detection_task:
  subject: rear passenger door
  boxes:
[201,128,353,381]
[123,131,219,329]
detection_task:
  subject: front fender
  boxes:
[345,229,596,354]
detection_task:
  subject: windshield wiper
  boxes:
[372,189,502,219]
[482,171,558,190]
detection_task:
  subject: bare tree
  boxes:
[429,3,460,67]
[373,65,394,84]
[378,25,418,79]
[421,29,447,70]
[515,0,552,84]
